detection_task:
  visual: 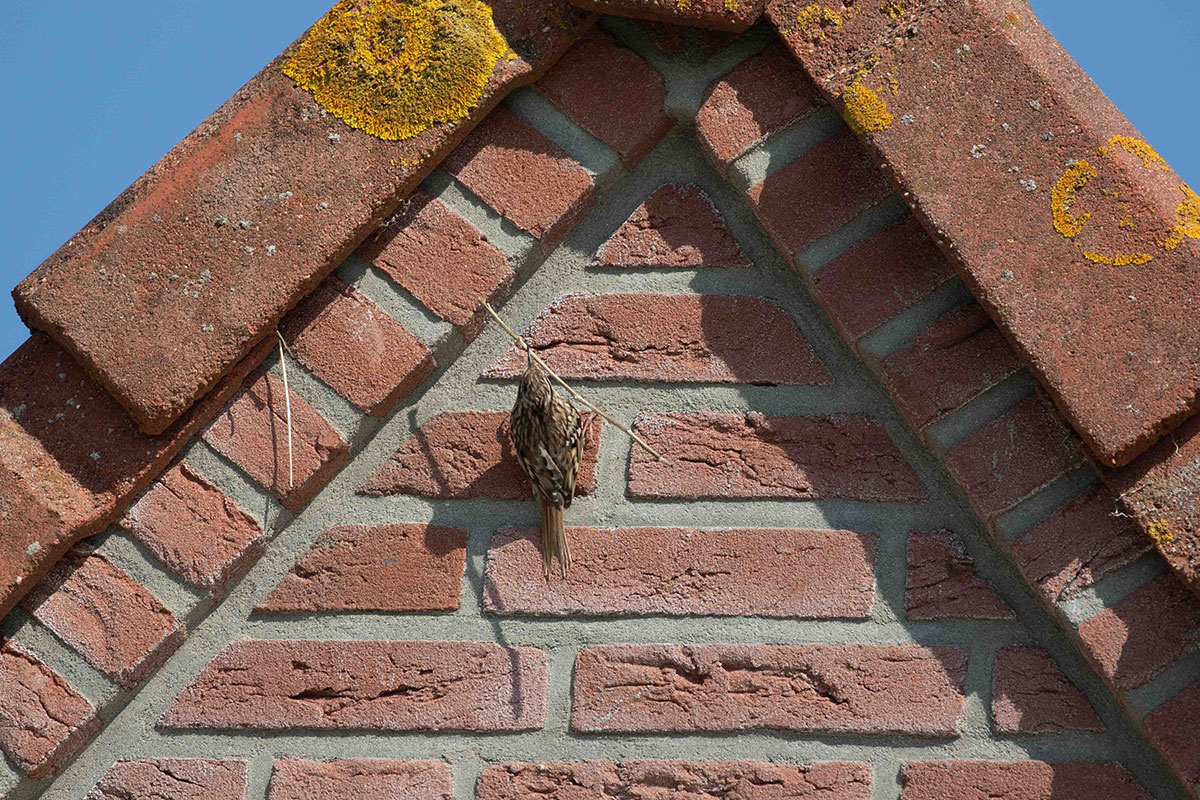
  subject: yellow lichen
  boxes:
[282,0,509,141]
[796,4,844,41]
[724,0,739,11]
[1081,249,1153,266]
[1164,184,1200,250]
[885,70,900,96]
[1146,518,1176,547]
[880,0,905,18]
[1003,11,1020,26]
[842,81,893,134]
[1051,160,1097,239]
[1100,134,1169,170]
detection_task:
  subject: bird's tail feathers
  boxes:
[540,501,570,578]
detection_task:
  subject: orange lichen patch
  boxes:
[1081,249,1153,267]
[1051,160,1097,239]
[880,1,905,18]
[1099,135,1169,171]
[1146,518,1176,547]
[842,81,893,134]
[1003,11,1020,26]
[796,4,844,41]
[1164,184,1200,250]
[282,0,509,141]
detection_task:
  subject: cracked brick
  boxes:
[257,524,467,613]
[572,644,967,735]
[86,759,247,800]
[906,530,1013,620]
[899,761,1150,799]
[629,412,925,501]
[161,640,547,731]
[268,759,452,800]
[484,527,876,617]
[361,411,601,499]
[595,184,748,268]
[992,646,1102,734]
[484,294,830,384]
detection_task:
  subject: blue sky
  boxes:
[0,1,1196,362]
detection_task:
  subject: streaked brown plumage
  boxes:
[509,351,584,577]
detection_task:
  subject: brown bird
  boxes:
[509,349,585,577]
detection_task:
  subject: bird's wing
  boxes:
[548,395,585,508]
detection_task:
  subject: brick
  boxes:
[256,524,467,613]
[201,371,350,513]
[361,411,601,499]
[161,640,547,731]
[485,294,830,385]
[637,20,688,54]
[992,646,1102,734]
[898,761,1151,800]
[595,184,748,268]
[629,412,925,501]
[1011,484,1149,603]
[569,0,767,31]
[572,644,967,735]
[444,106,594,252]
[0,332,270,619]
[119,460,265,594]
[479,761,871,799]
[534,29,673,165]
[280,275,434,416]
[13,1,592,435]
[86,760,248,800]
[268,759,452,800]
[1144,680,1200,784]
[484,527,877,617]
[0,640,100,778]
[813,217,956,342]
[1075,573,1200,691]
[882,305,1024,428]
[1101,411,1200,600]
[748,129,891,258]
[770,0,1200,468]
[945,397,1083,519]
[696,44,819,171]
[21,547,185,687]
[357,192,513,340]
[906,530,1013,620]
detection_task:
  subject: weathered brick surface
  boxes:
[770,0,1200,468]
[0,640,100,778]
[1144,680,1200,785]
[534,29,673,165]
[202,371,350,513]
[696,43,819,171]
[629,412,925,501]
[21,547,184,687]
[444,106,595,252]
[280,275,434,416]
[479,761,872,799]
[945,397,1083,519]
[1101,411,1200,600]
[13,1,593,435]
[569,0,766,31]
[906,530,1013,620]
[119,460,265,594]
[991,646,1102,734]
[899,761,1151,799]
[268,759,452,800]
[1011,484,1148,603]
[1075,573,1200,691]
[485,294,831,384]
[257,524,467,613]
[162,640,547,731]
[357,191,513,339]
[595,184,748,268]
[0,332,270,618]
[572,644,967,735]
[361,411,601,499]
[812,217,956,342]
[748,130,891,258]
[484,527,876,617]
[86,759,248,800]
[882,306,1024,429]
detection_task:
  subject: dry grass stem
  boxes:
[275,330,295,490]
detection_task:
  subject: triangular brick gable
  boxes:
[2,2,1199,797]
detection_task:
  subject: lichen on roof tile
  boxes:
[282,0,513,140]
